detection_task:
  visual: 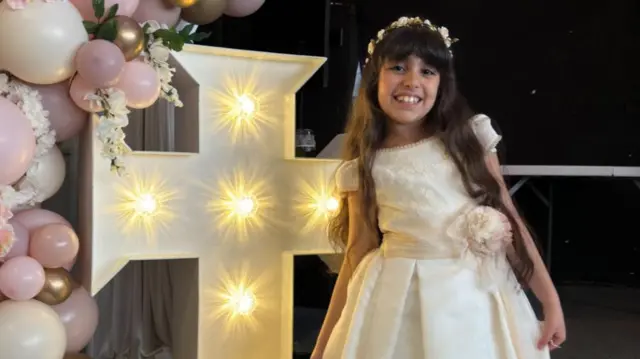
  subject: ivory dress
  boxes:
[323,114,550,359]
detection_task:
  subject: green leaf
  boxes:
[153,29,185,52]
[105,3,119,20]
[179,24,195,38]
[96,18,118,41]
[188,31,211,43]
[92,0,105,20]
[83,21,99,35]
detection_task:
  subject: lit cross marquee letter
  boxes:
[78,45,342,359]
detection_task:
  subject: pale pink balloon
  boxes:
[29,224,79,269]
[12,208,71,235]
[62,257,76,271]
[52,286,99,353]
[69,75,103,113]
[0,256,45,300]
[115,61,161,109]
[224,0,265,17]
[70,0,140,22]
[131,0,180,26]
[29,82,89,142]
[0,97,36,186]
[76,40,126,88]
[2,220,29,260]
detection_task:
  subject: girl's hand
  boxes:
[538,303,566,351]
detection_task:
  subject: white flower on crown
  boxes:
[396,17,409,26]
[367,41,375,55]
[438,27,452,47]
[438,26,450,38]
[366,16,458,58]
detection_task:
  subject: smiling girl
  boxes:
[311,16,566,359]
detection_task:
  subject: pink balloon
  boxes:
[69,75,103,113]
[224,0,265,17]
[70,0,140,22]
[0,97,36,185]
[115,61,161,109]
[76,40,126,88]
[29,224,79,269]
[52,287,99,353]
[12,208,71,235]
[29,82,89,142]
[131,0,180,26]
[62,257,76,271]
[0,256,45,300]
[2,220,29,260]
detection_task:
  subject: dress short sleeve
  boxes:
[471,114,501,153]
[335,159,359,193]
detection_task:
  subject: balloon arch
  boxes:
[0,0,264,358]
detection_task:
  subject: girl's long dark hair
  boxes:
[327,23,535,285]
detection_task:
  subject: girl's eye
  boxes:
[389,65,405,72]
[422,68,437,76]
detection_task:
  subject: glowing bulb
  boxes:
[324,197,340,212]
[229,291,256,315]
[234,196,255,217]
[135,193,157,215]
[236,94,256,120]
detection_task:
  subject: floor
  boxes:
[551,285,640,359]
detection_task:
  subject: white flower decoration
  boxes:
[447,205,513,257]
[367,41,375,55]
[141,21,183,108]
[396,17,409,26]
[365,16,459,60]
[439,27,449,38]
[89,87,132,175]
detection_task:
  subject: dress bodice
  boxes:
[335,114,502,256]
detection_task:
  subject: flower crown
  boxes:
[366,17,459,62]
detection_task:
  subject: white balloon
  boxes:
[0,1,88,85]
[24,145,66,203]
[0,300,66,359]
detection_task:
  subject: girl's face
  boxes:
[377,55,440,126]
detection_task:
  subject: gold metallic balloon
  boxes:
[113,15,145,62]
[35,267,74,305]
[181,0,227,25]
[168,0,200,8]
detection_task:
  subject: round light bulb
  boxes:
[324,197,339,212]
[230,291,256,315]
[235,196,255,217]
[135,193,157,215]
[237,95,256,118]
